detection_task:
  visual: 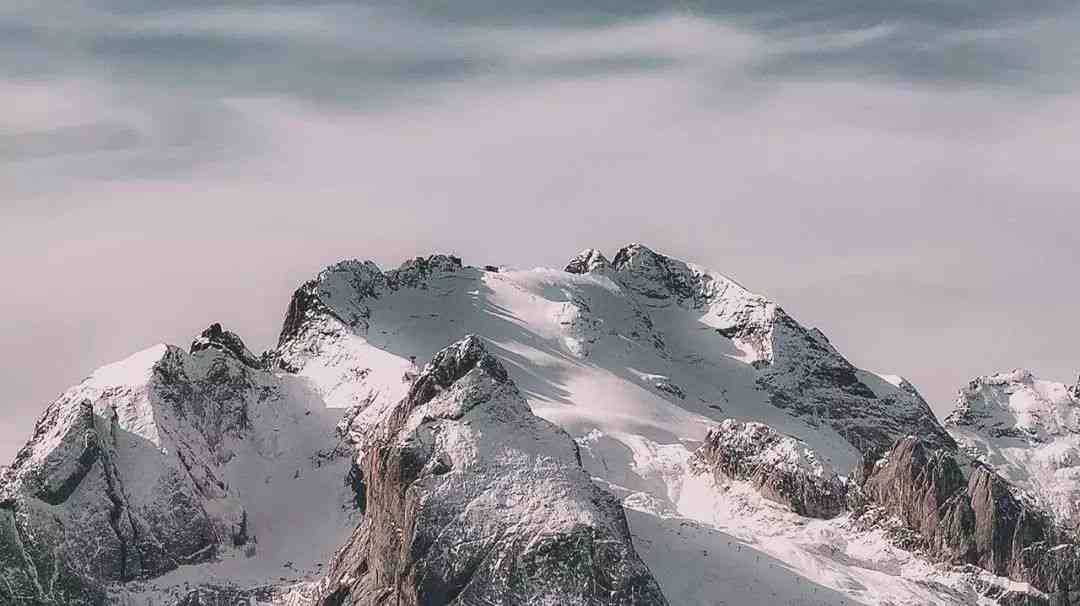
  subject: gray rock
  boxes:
[316,336,668,606]
[854,436,1078,600]
[190,323,261,369]
[565,249,612,274]
[693,419,847,519]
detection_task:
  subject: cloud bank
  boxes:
[2,0,1078,459]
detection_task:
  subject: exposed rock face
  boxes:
[190,322,262,369]
[693,419,847,519]
[316,336,669,606]
[172,584,291,606]
[851,436,1080,601]
[854,437,969,547]
[565,248,612,274]
[389,254,463,289]
[0,348,234,604]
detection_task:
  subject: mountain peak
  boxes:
[945,370,1080,527]
[406,335,509,411]
[190,323,260,368]
[945,369,1080,442]
[610,242,660,270]
[608,243,710,302]
[565,248,611,274]
[388,254,462,288]
[320,331,668,606]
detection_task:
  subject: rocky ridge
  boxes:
[691,418,1080,604]
[588,244,952,455]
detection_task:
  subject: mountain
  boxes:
[0,325,355,605]
[1,243,1076,605]
[314,336,668,606]
[945,370,1080,528]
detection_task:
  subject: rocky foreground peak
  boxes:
[316,336,668,606]
[406,334,509,407]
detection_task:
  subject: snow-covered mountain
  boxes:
[314,335,668,605]
[946,370,1080,528]
[2,243,1077,606]
[0,325,355,605]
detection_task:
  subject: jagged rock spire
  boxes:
[190,323,260,368]
[565,248,611,274]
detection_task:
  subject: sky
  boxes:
[2,0,1079,462]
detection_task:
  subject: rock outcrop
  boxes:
[693,419,847,519]
[316,336,669,606]
[190,322,262,369]
[565,248,613,274]
[0,346,235,604]
[851,436,1079,603]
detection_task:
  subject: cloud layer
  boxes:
[2,1,1078,459]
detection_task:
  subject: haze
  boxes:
[2,1,1078,461]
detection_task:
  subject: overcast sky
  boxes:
[3,0,1079,462]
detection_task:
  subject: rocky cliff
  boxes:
[847,434,1080,605]
[315,336,668,606]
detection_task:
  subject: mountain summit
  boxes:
[1,244,1075,605]
[946,369,1080,526]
